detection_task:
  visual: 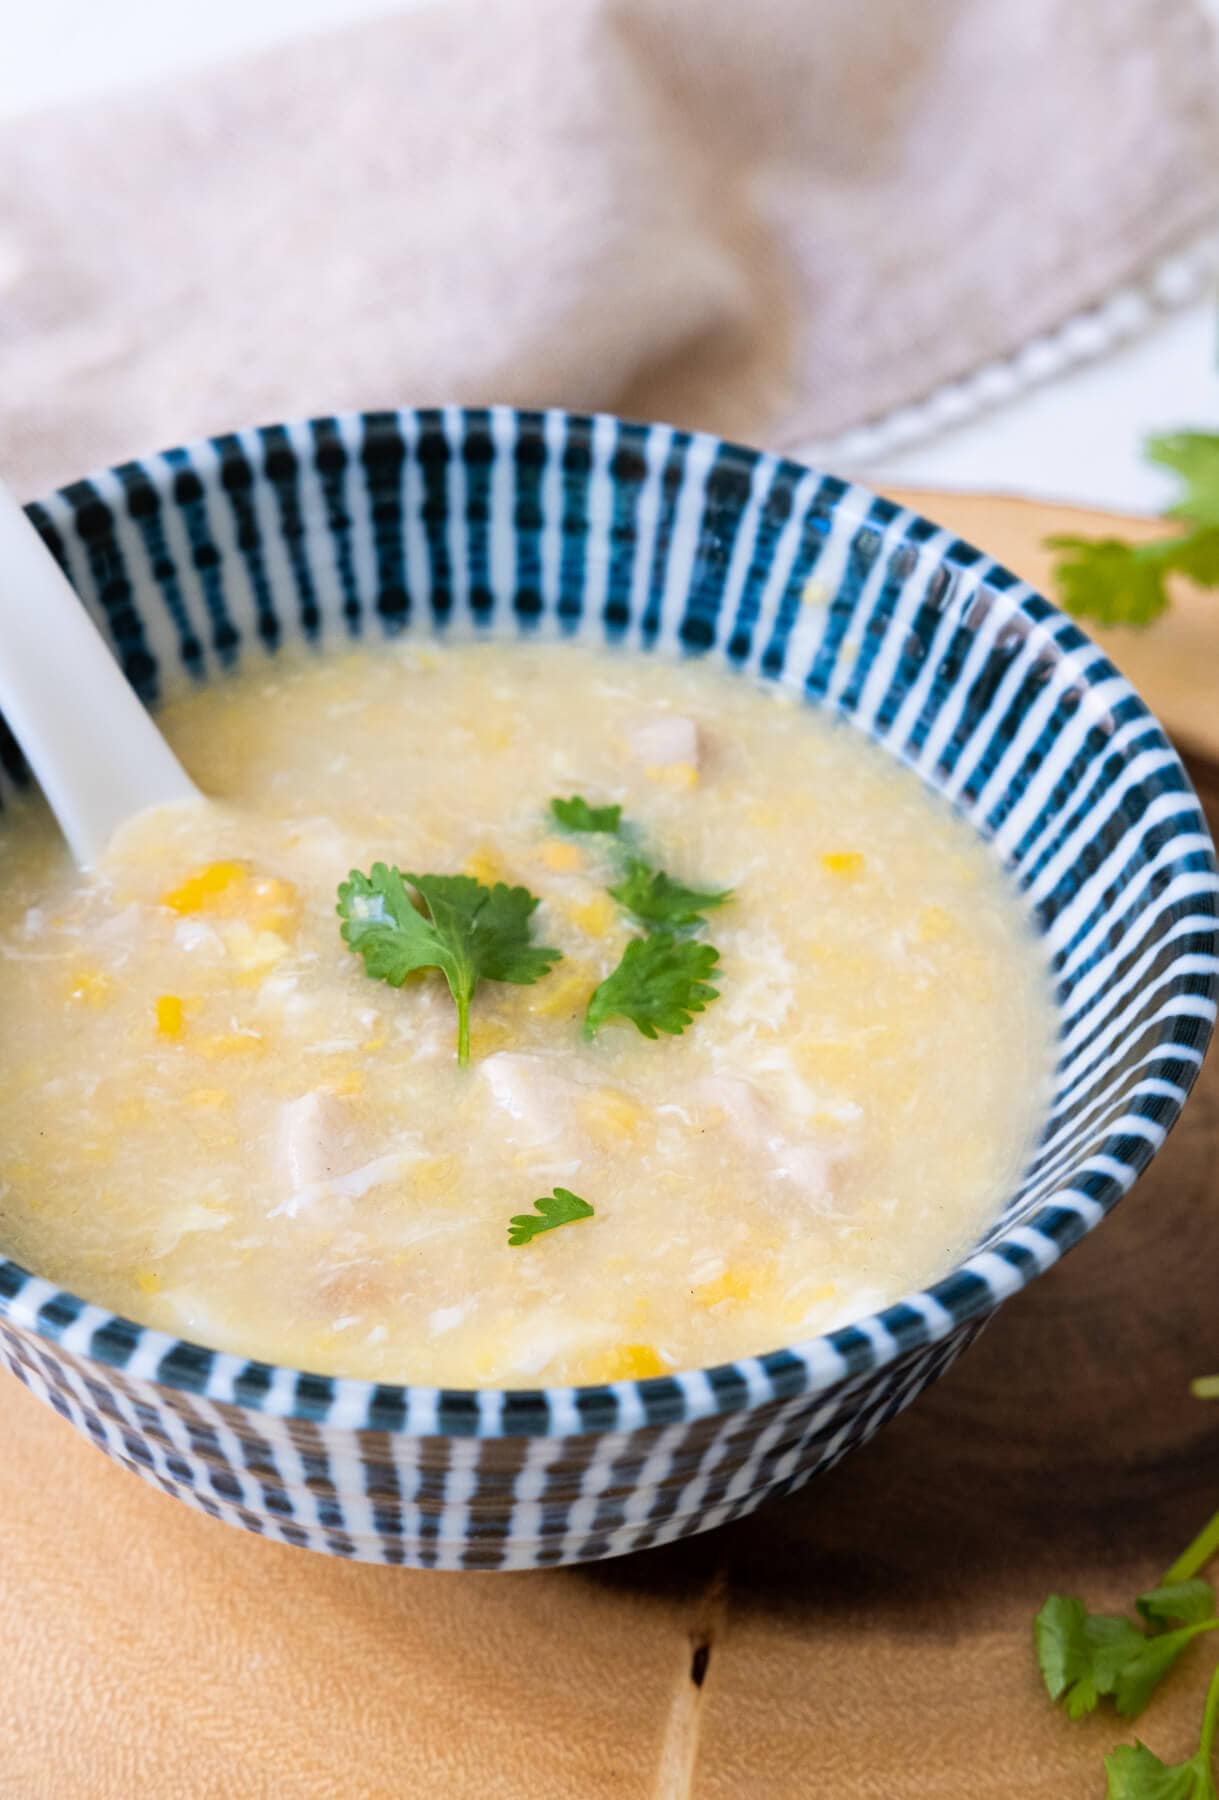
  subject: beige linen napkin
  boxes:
[0,0,1216,496]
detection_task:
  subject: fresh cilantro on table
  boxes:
[1035,1499,1219,1794]
[1035,1591,1218,1721]
[606,859,733,933]
[550,796,623,835]
[337,864,560,1066]
[1103,1667,1219,1799]
[584,935,720,1040]
[1048,432,1219,628]
[507,1186,595,1246]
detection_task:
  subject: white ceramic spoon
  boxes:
[0,478,200,866]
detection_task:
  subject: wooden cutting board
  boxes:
[1,494,1217,1800]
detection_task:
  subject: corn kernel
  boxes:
[134,1267,162,1296]
[538,838,584,874]
[155,994,185,1038]
[644,761,699,789]
[822,851,864,877]
[779,1282,836,1328]
[464,846,504,886]
[473,723,514,752]
[801,577,829,608]
[68,968,112,1006]
[161,861,299,937]
[196,1031,265,1059]
[410,1154,459,1194]
[221,922,290,972]
[161,860,247,914]
[323,1068,364,1098]
[568,894,616,938]
[526,967,591,1019]
[916,904,955,944]
[693,1266,766,1308]
[471,1018,514,1058]
[246,875,300,936]
[580,1088,645,1144]
[583,1343,668,1382]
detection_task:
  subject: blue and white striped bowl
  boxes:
[1,407,1214,1569]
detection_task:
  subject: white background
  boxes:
[3,0,1217,516]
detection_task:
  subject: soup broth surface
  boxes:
[0,642,1055,1385]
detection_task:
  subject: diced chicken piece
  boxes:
[276,1090,354,1199]
[629,715,701,769]
[270,1090,421,1218]
[690,1075,841,1209]
[479,1051,600,1148]
[173,917,225,956]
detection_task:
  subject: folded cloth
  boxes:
[1,0,1216,494]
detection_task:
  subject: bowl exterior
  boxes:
[0,1308,979,1567]
[0,406,1213,1568]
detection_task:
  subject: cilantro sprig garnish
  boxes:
[507,1186,594,1246]
[337,865,560,1066]
[550,795,623,835]
[584,936,720,1040]
[546,796,732,1042]
[1036,1498,1219,1796]
[1049,432,1219,628]
[607,859,732,934]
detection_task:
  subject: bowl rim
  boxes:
[2,403,1216,1438]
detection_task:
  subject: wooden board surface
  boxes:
[1,493,1217,1799]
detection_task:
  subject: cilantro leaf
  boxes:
[1035,1595,1219,1721]
[607,859,733,933]
[1047,536,1177,629]
[1104,1662,1219,1799]
[1169,530,1219,587]
[584,935,720,1040]
[550,796,623,835]
[507,1186,595,1246]
[1148,433,1219,529]
[1036,1503,1219,1794]
[337,864,560,1066]
[1047,430,1219,628]
[1104,1740,1214,1800]
[1036,1597,1153,1719]
[1138,1583,1217,1631]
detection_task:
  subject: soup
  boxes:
[0,642,1055,1386]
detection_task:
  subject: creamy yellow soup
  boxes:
[0,643,1055,1385]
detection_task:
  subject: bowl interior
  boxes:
[0,405,1215,1429]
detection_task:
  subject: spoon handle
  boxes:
[0,479,199,866]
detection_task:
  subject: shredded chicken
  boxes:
[269,1090,421,1218]
[690,1074,843,1209]
[480,1051,599,1147]
[629,715,701,768]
